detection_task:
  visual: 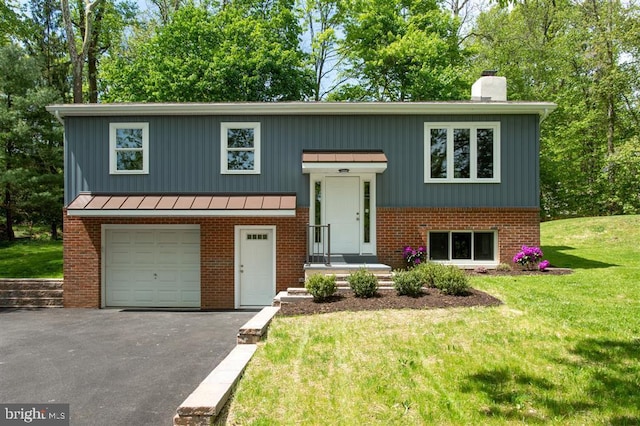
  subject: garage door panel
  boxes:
[181,291,200,304]
[131,249,155,265]
[106,228,201,308]
[181,250,200,265]
[108,231,132,243]
[108,249,134,266]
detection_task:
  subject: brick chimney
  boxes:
[471,71,507,101]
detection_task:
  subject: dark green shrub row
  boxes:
[347,268,378,298]
[305,273,337,301]
[393,262,470,296]
[392,269,423,297]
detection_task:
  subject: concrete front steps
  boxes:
[275,262,394,305]
[0,279,64,308]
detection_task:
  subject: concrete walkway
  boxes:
[0,308,255,425]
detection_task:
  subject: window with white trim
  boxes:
[429,231,496,262]
[424,122,500,182]
[221,122,261,174]
[109,123,149,174]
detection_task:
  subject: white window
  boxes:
[221,122,261,174]
[424,122,500,183]
[109,123,149,174]
[429,231,497,263]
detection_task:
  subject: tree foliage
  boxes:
[336,0,470,101]
[0,45,63,240]
[100,1,312,102]
[470,0,640,217]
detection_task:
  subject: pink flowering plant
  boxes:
[513,245,545,270]
[538,260,550,272]
[403,245,427,268]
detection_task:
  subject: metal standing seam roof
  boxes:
[67,193,297,217]
[301,151,388,163]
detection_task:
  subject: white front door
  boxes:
[325,176,360,253]
[238,228,275,307]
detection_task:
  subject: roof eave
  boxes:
[46,102,557,118]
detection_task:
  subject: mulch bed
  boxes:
[278,288,503,317]
[278,267,573,317]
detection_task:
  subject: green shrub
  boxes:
[393,269,424,297]
[497,262,512,272]
[413,262,447,288]
[305,274,337,302]
[347,268,378,298]
[434,266,470,295]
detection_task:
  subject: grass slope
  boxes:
[223,215,640,425]
[0,240,63,278]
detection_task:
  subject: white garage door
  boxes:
[105,227,200,308]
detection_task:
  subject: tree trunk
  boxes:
[87,3,103,103]
[51,221,58,240]
[60,0,103,104]
[4,188,15,242]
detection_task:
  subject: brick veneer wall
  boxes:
[63,206,538,308]
[376,207,540,269]
[63,209,309,309]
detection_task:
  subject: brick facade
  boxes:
[376,207,540,269]
[63,207,538,309]
[63,209,309,309]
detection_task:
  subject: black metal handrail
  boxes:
[306,224,331,265]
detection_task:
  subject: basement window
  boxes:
[429,231,496,263]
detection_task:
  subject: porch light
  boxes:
[338,168,350,173]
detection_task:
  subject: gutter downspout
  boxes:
[53,109,64,126]
[540,107,551,123]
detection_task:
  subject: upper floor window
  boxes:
[221,122,261,174]
[424,122,500,183]
[109,123,149,174]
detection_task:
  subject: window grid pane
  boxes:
[115,128,143,149]
[116,150,143,171]
[227,128,255,148]
[452,232,472,259]
[453,129,470,179]
[429,232,449,260]
[473,232,495,260]
[227,151,255,171]
[430,128,447,178]
[477,128,494,179]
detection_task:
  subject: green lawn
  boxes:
[0,239,63,278]
[223,215,640,425]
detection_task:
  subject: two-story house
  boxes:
[48,75,555,310]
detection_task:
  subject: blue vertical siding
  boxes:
[64,114,541,208]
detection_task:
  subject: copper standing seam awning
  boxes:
[301,151,388,174]
[66,193,297,217]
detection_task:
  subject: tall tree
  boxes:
[27,0,71,101]
[1,2,25,45]
[101,0,312,102]
[470,0,640,217]
[336,0,469,101]
[60,0,102,103]
[0,45,62,240]
[86,0,137,102]
[302,0,345,100]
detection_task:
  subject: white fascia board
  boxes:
[67,209,296,217]
[47,102,557,118]
[302,162,388,174]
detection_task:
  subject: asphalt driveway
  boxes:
[0,308,256,425]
